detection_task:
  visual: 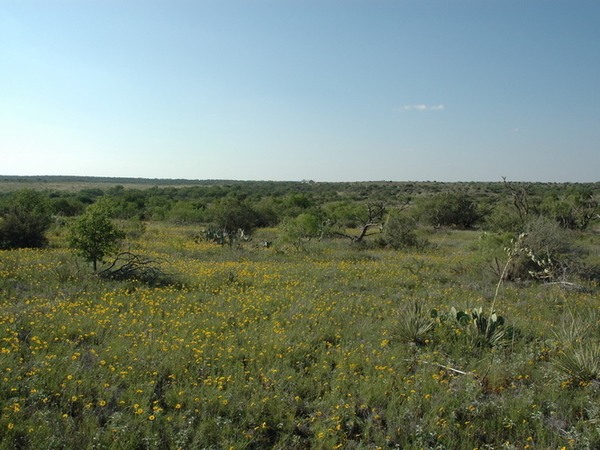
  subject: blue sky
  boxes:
[1,0,599,182]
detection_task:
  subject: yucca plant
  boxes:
[553,316,593,344]
[552,309,600,384]
[393,299,435,346]
[553,344,600,384]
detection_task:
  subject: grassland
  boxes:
[0,176,203,194]
[1,221,600,449]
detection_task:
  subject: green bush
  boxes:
[483,202,524,232]
[0,189,53,249]
[278,213,322,249]
[167,201,207,224]
[380,210,427,250]
[67,199,125,271]
[418,191,482,228]
[207,196,260,233]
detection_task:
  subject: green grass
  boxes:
[1,225,600,449]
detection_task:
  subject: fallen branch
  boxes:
[98,252,174,286]
[404,359,477,377]
[542,281,590,292]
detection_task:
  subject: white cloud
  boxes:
[403,104,445,111]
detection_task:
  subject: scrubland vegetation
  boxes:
[1,177,600,449]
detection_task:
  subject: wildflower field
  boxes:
[1,221,600,450]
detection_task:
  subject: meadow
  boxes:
[1,220,600,449]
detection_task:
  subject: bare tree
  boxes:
[502,177,536,221]
[336,202,386,243]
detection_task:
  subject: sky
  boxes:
[1,0,599,182]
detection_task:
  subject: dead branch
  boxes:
[98,252,174,286]
[404,359,476,377]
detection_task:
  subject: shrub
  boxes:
[476,217,578,282]
[519,216,577,281]
[207,196,260,233]
[0,189,53,249]
[381,210,427,250]
[167,201,207,224]
[279,213,321,248]
[483,202,524,232]
[418,191,482,228]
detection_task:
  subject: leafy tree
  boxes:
[280,193,314,218]
[253,197,282,228]
[0,189,53,249]
[67,199,125,271]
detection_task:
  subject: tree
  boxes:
[334,202,386,243]
[67,199,125,271]
[0,189,53,249]
[208,196,259,234]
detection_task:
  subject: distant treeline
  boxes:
[1,176,599,234]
